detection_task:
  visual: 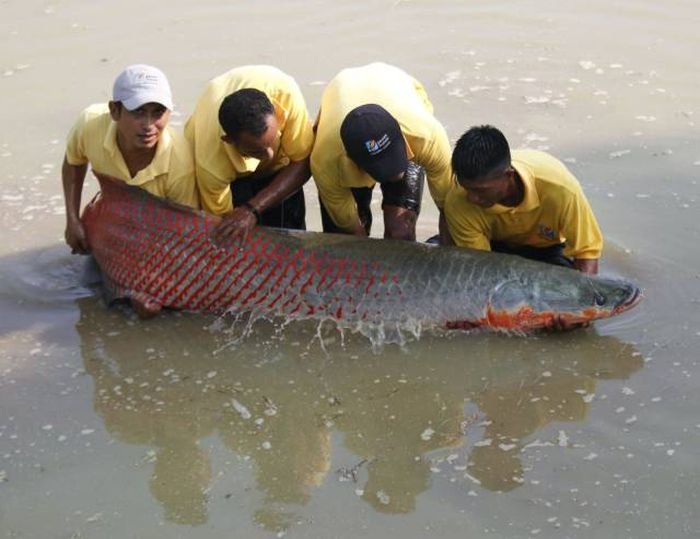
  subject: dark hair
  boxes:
[218,88,274,139]
[451,125,511,181]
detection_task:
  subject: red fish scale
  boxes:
[80,175,642,332]
[82,177,399,320]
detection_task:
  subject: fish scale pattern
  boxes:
[83,176,405,324]
[81,174,641,332]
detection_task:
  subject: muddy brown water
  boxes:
[1,1,698,537]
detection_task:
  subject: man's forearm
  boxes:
[62,157,87,221]
[247,158,310,213]
[573,258,599,275]
[438,211,454,245]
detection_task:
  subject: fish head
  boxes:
[485,267,642,330]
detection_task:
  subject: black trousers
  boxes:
[231,173,306,230]
[490,241,574,268]
[320,161,425,234]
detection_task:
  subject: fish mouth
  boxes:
[614,285,642,314]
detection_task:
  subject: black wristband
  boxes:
[242,201,261,223]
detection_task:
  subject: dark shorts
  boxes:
[231,173,306,230]
[490,241,574,268]
[320,161,426,234]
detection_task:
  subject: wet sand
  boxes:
[1,1,699,537]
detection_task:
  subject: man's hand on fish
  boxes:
[550,316,590,331]
[211,206,257,248]
[65,219,90,254]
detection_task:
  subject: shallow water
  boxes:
[1,1,699,537]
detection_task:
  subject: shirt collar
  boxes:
[103,121,172,184]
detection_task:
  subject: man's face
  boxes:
[111,102,170,150]
[460,167,514,208]
[226,114,280,162]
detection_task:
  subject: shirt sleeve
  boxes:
[561,190,604,259]
[314,163,360,232]
[444,186,492,251]
[196,165,233,215]
[418,124,453,210]
[64,111,90,166]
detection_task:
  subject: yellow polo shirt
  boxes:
[184,65,314,215]
[444,149,603,259]
[64,104,198,208]
[310,62,453,232]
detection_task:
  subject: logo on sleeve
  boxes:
[538,224,558,241]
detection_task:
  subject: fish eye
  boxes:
[593,293,607,306]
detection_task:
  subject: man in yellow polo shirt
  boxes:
[62,64,198,256]
[184,65,314,245]
[310,63,453,241]
[444,125,603,275]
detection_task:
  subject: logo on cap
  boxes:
[112,64,173,111]
[364,134,391,156]
[134,73,160,85]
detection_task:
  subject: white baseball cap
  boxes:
[112,64,173,111]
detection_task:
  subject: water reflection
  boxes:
[78,298,333,529]
[465,333,641,492]
[75,297,644,529]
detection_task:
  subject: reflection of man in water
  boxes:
[77,298,217,526]
[76,298,331,530]
[469,374,597,491]
[325,359,464,514]
[215,354,331,531]
[464,335,644,491]
[325,333,643,509]
[150,445,211,525]
[444,125,603,275]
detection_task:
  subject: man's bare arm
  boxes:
[212,158,311,246]
[438,210,454,245]
[573,258,598,275]
[62,156,90,254]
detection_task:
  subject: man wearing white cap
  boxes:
[62,64,198,256]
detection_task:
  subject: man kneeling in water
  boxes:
[62,64,198,318]
[443,125,603,275]
[443,125,604,330]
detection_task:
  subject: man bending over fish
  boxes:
[444,125,603,275]
[185,65,314,245]
[311,63,453,241]
[62,64,198,256]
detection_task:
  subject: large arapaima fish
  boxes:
[81,174,641,337]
